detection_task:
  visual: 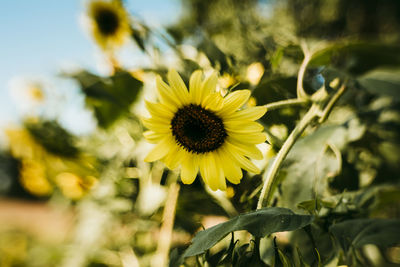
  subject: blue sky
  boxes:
[0,0,180,131]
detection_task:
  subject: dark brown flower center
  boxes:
[94,8,120,35]
[171,104,227,153]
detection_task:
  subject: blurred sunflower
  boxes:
[143,70,267,191]
[87,0,131,50]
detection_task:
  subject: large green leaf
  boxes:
[330,218,400,252]
[183,207,313,258]
[279,122,365,211]
[70,70,143,128]
[358,69,400,100]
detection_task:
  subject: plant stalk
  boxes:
[257,104,319,209]
[264,98,308,111]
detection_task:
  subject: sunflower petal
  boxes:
[225,143,260,174]
[203,92,224,111]
[226,139,263,160]
[163,146,184,169]
[226,106,267,121]
[200,72,218,104]
[144,136,174,162]
[181,153,199,184]
[143,131,164,143]
[189,70,203,105]
[145,100,174,119]
[141,117,171,133]
[229,132,267,144]
[218,149,242,184]
[218,90,251,116]
[213,153,227,190]
[156,76,181,108]
[167,69,190,105]
[199,153,223,191]
[225,121,264,133]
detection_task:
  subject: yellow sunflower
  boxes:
[87,0,131,50]
[143,70,267,191]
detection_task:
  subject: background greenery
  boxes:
[1,0,400,266]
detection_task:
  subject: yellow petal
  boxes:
[200,72,218,104]
[181,153,199,184]
[156,76,181,109]
[189,70,203,105]
[229,132,267,144]
[218,90,251,116]
[199,153,221,191]
[199,155,210,186]
[145,100,174,120]
[226,106,267,121]
[213,153,227,190]
[163,145,184,169]
[143,131,164,143]
[167,69,190,105]
[225,121,264,134]
[144,136,174,162]
[141,117,170,133]
[225,143,260,174]
[218,149,242,184]
[226,139,263,160]
[203,92,224,111]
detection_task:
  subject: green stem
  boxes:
[257,104,319,209]
[318,82,347,123]
[297,42,312,99]
[264,98,308,111]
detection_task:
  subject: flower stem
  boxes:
[264,98,309,111]
[152,181,180,267]
[256,81,348,209]
[297,42,312,100]
[256,104,319,209]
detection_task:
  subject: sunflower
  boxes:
[143,70,267,191]
[87,0,131,50]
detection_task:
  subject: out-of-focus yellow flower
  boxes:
[143,70,267,191]
[87,0,131,50]
[55,172,97,200]
[246,62,264,86]
[20,159,53,196]
[6,128,97,199]
[6,128,44,160]
[247,96,257,107]
[219,73,237,89]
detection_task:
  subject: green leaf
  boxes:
[182,207,313,258]
[70,70,143,128]
[309,43,400,75]
[330,218,400,252]
[279,120,366,211]
[358,69,400,100]
[26,120,78,157]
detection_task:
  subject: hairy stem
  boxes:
[257,81,348,209]
[257,104,319,209]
